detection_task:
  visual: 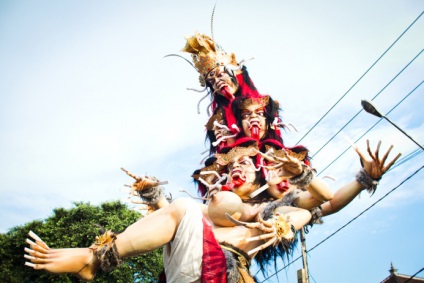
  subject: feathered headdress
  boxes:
[181,33,239,87]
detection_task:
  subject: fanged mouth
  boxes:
[276,181,290,192]
[249,120,261,129]
[231,169,246,181]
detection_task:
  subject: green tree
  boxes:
[0,201,163,283]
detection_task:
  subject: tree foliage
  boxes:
[0,201,163,283]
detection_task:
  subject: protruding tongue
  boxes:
[231,177,245,187]
[221,184,233,191]
[251,125,260,140]
[221,86,234,101]
[277,179,290,192]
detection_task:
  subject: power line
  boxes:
[296,11,424,145]
[259,164,424,282]
[311,165,423,253]
[316,79,423,177]
[311,49,423,159]
[257,11,424,283]
[390,148,423,170]
[404,267,424,283]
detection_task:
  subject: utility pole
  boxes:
[297,227,309,283]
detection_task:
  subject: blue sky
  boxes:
[0,1,423,282]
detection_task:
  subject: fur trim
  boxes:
[309,206,324,225]
[89,231,122,272]
[222,249,240,283]
[260,189,300,220]
[221,242,255,283]
[289,164,314,187]
[355,168,380,195]
[138,185,164,204]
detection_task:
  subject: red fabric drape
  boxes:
[201,217,227,283]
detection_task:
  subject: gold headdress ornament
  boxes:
[215,144,259,166]
[205,108,224,131]
[264,145,308,162]
[239,96,270,109]
[192,161,225,181]
[182,33,238,86]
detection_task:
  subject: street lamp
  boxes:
[361,100,423,150]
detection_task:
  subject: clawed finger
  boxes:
[24,247,35,256]
[274,155,288,164]
[345,136,366,161]
[380,144,393,166]
[121,167,142,181]
[26,239,49,253]
[26,238,36,246]
[27,250,49,259]
[24,254,36,260]
[28,231,49,249]
[374,140,381,161]
[255,149,275,162]
[247,238,278,256]
[24,261,45,270]
[246,232,275,242]
[24,254,51,264]
[24,247,44,258]
[383,152,402,172]
[366,140,375,160]
[28,231,42,242]
[261,163,283,170]
[25,262,37,268]
[225,213,251,226]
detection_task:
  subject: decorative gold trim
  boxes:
[89,230,122,272]
[90,230,116,250]
[182,33,238,85]
[192,162,225,181]
[215,145,258,165]
[264,145,308,161]
[273,214,295,241]
[239,96,269,109]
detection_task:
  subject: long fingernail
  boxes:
[29,231,43,242]
[24,254,36,260]
[26,238,36,246]
[24,247,34,253]
[25,262,36,268]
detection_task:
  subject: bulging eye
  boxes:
[240,160,251,166]
[256,110,265,117]
[241,111,251,119]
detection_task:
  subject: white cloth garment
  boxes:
[163,201,203,282]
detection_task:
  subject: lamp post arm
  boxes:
[383,116,424,150]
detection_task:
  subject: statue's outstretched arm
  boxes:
[321,140,401,216]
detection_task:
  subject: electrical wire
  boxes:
[390,149,423,171]
[257,76,423,283]
[316,79,423,177]
[259,164,424,282]
[256,81,423,281]
[311,49,423,159]
[404,267,424,283]
[295,11,424,146]
[257,11,424,283]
